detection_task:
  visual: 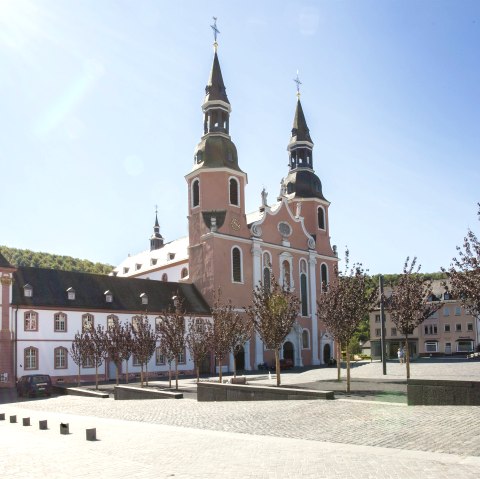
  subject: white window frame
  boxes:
[54,312,67,332]
[231,246,243,283]
[24,347,38,370]
[302,329,310,349]
[425,341,438,353]
[299,258,309,316]
[191,178,200,208]
[317,205,326,230]
[54,347,68,369]
[228,176,240,207]
[279,252,294,291]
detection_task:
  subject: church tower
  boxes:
[185,21,249,304]
[282,82,334,258]
[150,209,164,251]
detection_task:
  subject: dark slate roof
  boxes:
[291,99,312,143]
[284,169,327,201]
[204,51,229,104]
[0,252,14,269]
[194,135,243,172]
[12,267,210,315]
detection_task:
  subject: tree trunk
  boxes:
[95,364,99,390]
[196,364,200,383]
[140,364,144,387]
[405,336,411,379]
[346,343,351,393]
[125,360,129,384]
[77,364,81,387]
[116,362,119,386]
[218,356,223,383]
[168,362,172,388]
[233,353,237,378]
[336,342,341,382]
[175,360,179,390]
[145,362,149,387]
[275,349,281,387]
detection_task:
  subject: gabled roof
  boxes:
[0,252,13,269]
[12,267,210,315]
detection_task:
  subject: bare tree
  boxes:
[70,331,89,386]
[246,277,300,387]
[210,291,241,383]
[157,298,186,390]
[444,203,480,327]
[317,252,376,392]
[105,317,125,386]
[85,325,107,390]
[120,322,133,384]
[186,317,212,383]
[228,315,252,378]
[131,315,157,387]
[383,257,443,379]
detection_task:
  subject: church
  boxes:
[0,31,338,388]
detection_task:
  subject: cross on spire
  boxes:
[294,70,302,98]
[211,17,220,51]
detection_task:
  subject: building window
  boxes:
[229,177,239,206]
[302,330,310,349]
[135,263,142,271]
[443,307,450,317]
[263,252,272,292]
[467,323,473,332]
[192,179,200,208]
[444,324,451,332]
[282,260,291,289]
[162,273,168,282]
[375,328,381,337]
[375,314,381,323]
[155,317,162,333]
[140,293,148,305]
[150,258,158,266]
[54,312,67,332]
[24,347,38,370]
[455,323,462,332]
[424,324,438,335]
[132,315,142,332]
[24,284,33,297]
[67,287,75,300]
[457,340,473,352]
[156,347,165,365]
[54,347,68,369]
[425,341,438,353]
[181,267,188,279]
[454,306,461,316]
[24,311,38,331]
[107,314,118,330]
[178,350,186,364]
[317,206,325,230]
[320,263,328,292]
[82,314,94,332]
[133,355,141,367]
[123,267,129,274]
[391,328,397,336]
[232,247,242,283]
[83,355,94,368]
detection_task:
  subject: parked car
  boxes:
[279,359,294,370]
[16,375,52,397]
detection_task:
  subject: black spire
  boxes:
[204,52,229,105]
[150,208,164,251]
[291,99,312,143]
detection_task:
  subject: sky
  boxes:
[1,0,479,274]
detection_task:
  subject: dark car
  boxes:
[16,375,52,397]
[279,359,294,370]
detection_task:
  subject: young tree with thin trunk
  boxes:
[70,331,89,386]
[105,317,125,386]
[87,325,107,390]
[383,257,443,379]
[186,317,212,383]
[131,315,157,387]
[120,322,133,384]
[228,315,252,378]
[246,277,300,387]
[210,291,241,383]
[157,297,186,390]
[317,251,376,392]
[444,203,480,330]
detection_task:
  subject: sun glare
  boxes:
[0,0,40,50]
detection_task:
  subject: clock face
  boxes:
[230,217,241,231]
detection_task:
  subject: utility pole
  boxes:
[379,275,387,375]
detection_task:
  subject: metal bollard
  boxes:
[10,415,17,423]
[39,420,48,430]
[60,423,69,435]
[86,428,96,441]
[22,418,30,426]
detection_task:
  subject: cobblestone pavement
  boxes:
[1,360,480,478]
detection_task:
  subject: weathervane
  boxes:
[211,16,220,51]
[294,70,302,98]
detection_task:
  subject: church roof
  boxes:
[12,266,210,314]
[0,252,13,269]
[204,51,229,104]
[291,99,312,143]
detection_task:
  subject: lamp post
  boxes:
[379,275,387,375]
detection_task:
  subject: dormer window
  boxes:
[150,258,158,266]
[168,253,175,261]
[24,284,33,298]
[123,267,129,274]
[67,287,75,301]
[140,293,148,305]
[135,263,142,271]
[104,290,113,303]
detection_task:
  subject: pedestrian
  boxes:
[398,347,404,364]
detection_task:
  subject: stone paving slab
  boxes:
[1,403,479,479]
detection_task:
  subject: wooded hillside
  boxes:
[0,245,113,275]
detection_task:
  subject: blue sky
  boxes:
[1,0,479,274]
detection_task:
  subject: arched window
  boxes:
[321,264,329,292]
[54,347,68,369]
[192,179,200,208]
[107,314,119,330]
[54,312,67,332]
[317,206,325,230]
[82,313,94,332]
[181,267,188,279]
[24,311,38,331]
[302,330,310,349]
[24,347,38,370]
[229,177,239,206]
[282,260,291,289]
[300,260,308,316]
[232,247,242,283]
[162,273,168,282]
[263,252,271,292]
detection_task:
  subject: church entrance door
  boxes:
[283,341,294,362]
[323,344,331,364]
[234,346,245,372]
